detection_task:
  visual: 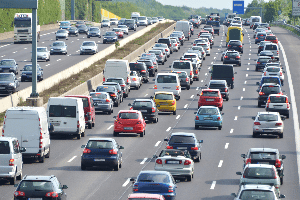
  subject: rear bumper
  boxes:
[114,125,144,133]
[266,108,289,115]
[50,129,80,135]
[195,120,222,127]
[95,105,111,112]
[81,157,118,167]
[198,102,222,108]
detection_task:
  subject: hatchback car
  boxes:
[14,175,68,200]
[20,64,43,82]
[148,50,166,65]
[137,59,157,77]
[103,82,124,102]
[265,35,278,44]
[258,41,272,54]
[118,24,129,35]
[257,83,283,107]
[0,73,20,94]
[77,25,88,34]
[252,112,284,138]
[113,110,146,137]
[129,62,149,83]
[207,80,229,101]
[0,59,18,75]
[153,43,170,57]
[68,27,79,36]
[262,66,284,84]
[196,42,210,56]
[81,138,123,171]
[130,71,142,90]
[256,56,271,71]
[194,106,224,130]
[227,40,243,53]
[152,92,176,115]
[173,71,190,90]
[87,27,101,38]
[90,92,113,114]
[96,85,121,107]
[255,32,267,44]
[223,50,241,66]
[128,99,158,123]
[259,50,274,59]
[80,41,98,55]
[257,76,282,89]
[55,29,69,40]
[191,46,206,60]
[106,77,130,98]
[266,94,290,118]
[197,89,223,110]
[164,132,203,162]
[34,47,50,62]
[103,31,118,44]
[50,41,68,55]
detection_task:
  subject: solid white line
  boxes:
[225,143,229,149]
[234,116,238,120]
[67,156,77,163]
[190,95,194,98]
[218,160,223,167]
[140,158,147,164]
[243,88,245,91]
[246,74,248,77]
[166,127,171,132]
[240,96,243,100]
[176,115,180,119]
[155,141,161,147]
[210,181,216,189]
[184,104,188,108]
[107,125,113,130]
[238,106,241,110]
[250,46,251,48]
[122,178,130,187]
[279,41,300,184]
[230,129,234,134]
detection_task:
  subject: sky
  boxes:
[155,0,269,10]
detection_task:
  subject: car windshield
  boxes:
[229,41,241,45]
[239,190,274,200]
[173,62,190,69]
[202,91,218,97]
[137,173,170,183]
[60,22,70,26]
[89,28,98,31]
[96,86,115,92]
[198,108,218,115]
[244,167,275,179]
[113,28,121,32]
[154,43,167,48]
[69,27,76,30]
[23,65,33,71]
[18,181,53,191]
[262,86,280,93]
[155,93,173,100]
[195,39,207,43]
[0,141,10,154]
[119,112,139,119]
[110,19,117,21]
[149,51,161,55]
[160,150,185,157]
[262,78,280,84]
[157,75,177,83]
[53,42,64,46]
[37,48,47,52]
[258,114,278,121]
[250,152,277,160]
[270,96,286,103]
[0,74,14,81]
[102,19,109,22]
[125,20,134,24]
[57,30,67,33]
[105,32,116,36]
[266,36,276,40]
[82,42,95,46]
[138,17,147,20]
[130,71,138,76]
[49,105,76,118]
[265,45,277,50]
[133,101,152,107]
[90,93,107,99]
[107,79,124,84]
[86,140,113,149]
[0,60,15,66]
[78,25,86,28]
[184,55,197,59]
[226,52,239,56]
[266,67,280,72]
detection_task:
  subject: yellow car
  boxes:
[153,91,177,115]
[226,26,244,44]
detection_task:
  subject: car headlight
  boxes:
[50,48,54,50]
[104,37,107,39]
[9,83,14,86]
[22,72,26,75]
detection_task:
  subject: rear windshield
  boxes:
[125,20,134,24]
[107,79,124,84]
[250,152,277,160]
[169,135,195,143]
[82,98,89,108]
[119,112,139,119]
[49,105,76,118]
[175,72,187,78]
[130,63,145,70]
[158,39,170,44]
[96,86,115,92]
[240,190,274,199]
[149,50,162,55]
[86,140,113,149]
[138,17,147,20]
[270,96,286,103]
[262,78,280,84]
[244,167,275,179]
[266,68,280,72]
[266,36,276,40]
[209,84,225,88]
[157,75,177,83]
[229,41,241,45]
[226,52,239,56]
[155,93,173,100]
[258,58,270,62]
[160,150,185,157]
[252,18,260,22]
[184,55,197,59]
[0,60,15,66]
[202,91,218,97]
[265,45,277,50]
[198,108,218,115]
[173,62,191,69]
[0,141,10,154]
[137,173,169,183]
[262,86,280,93]
[90,93,107,99]
[18,181,54,191]
[133,101,152,107]
[258,114,278,121]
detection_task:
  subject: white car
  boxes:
[266,94,290,118]
[130,71,142,90]
[153,43,170,57]
[154,149,194,181]
[196,42,210,56]
[32,47,50,62]
[118,25,128,35]
[80,41,98,55]
[101,19,110,28]
[262,66,284,84]
[191,46,206,60]
[110,18,118,25]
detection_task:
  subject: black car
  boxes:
[227,40,243,53]
[96,85,121,107]
[257,83,283,107]
[128,99,158,123]
[106,77,130,98]
[20,64,43,82]
[241,148,286,184]
[0,59,18,75]
[173,71,190,90]
[0,73,19,94]
[77,25,88,34]
[75,21,85,27]
[68,27,79,36]
[255,32,266,44]
[103,31,118,44]
[14,175,68,200]
[223,50,241,66]
[137,59,156,77]
[129,62,149,83]
[255,56,271,71]
[102,82,124,102]
[81,138,124,171]
[124,19,137,31]
[207,80,229,101]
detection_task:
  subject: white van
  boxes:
[175,21,190,40]
[0,137,26,185]
[104,59,131,85]
[250,16,262,27]
[47,97,85,140]
[154,73,181,100]
[2,107,50,163]
[170,60,194,83]
[263,43,279,60]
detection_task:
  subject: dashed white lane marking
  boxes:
[210,181,216,189]
[246,74,248,77]
[201,80,203,82]
[122,178,130,187]
[24,48,27,50]
[56,59,61,61]
[184,104,188,108]
[1,55,5,57]
[218,49,220,50]
[144,94,148,97]
[240,96,243,100]
[107,125,113,130]
[250,46,251,48]
[214,57,216,59]
[218,160,223,168]
[67,156,77,163]
[176,115,180,119]
[216,53,218,54]
[249,53,251,56]
[12,51,17,53]
[205,73,207,76]
[234,116,238,120]
[238,106,241,110]
[225,143,229,149]
[67,54,71,56]
[243,88,245,91]
[230,129,234,134]
[249,58,250,60]
[211,62,213,64]
[244,81,247,84]
[196,87,199,90]
[208,67,211,69]
[155,141,161,147]
[190,95,194,98]
[166,127,171,132]
[76,50,80,52]
[42,42,45,44]
[46,64,50,66]
[24,60,27,62]
[248,63,250,65]
[250,49,251,51]
[140,158,147,164]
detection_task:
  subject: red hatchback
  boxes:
[265,35,278,44]
[197,89,223,110]
[113,110,146,137]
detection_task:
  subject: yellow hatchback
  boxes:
[152,91,177,115]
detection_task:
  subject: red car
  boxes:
[65,95,96,129]
[113,110,146,137]
[113,28,124,38]
[127,193,165,200]
[265,35,278,44]
[197,89,223,110]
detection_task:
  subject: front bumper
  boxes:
[80,49,97,54]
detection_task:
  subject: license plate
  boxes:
[0,87,5,89]
[94,159,105,161]
[258,162,269,164]
[163,87,171,89]
[206,99,214,101]
[124,127,133,130]
[204,117,213,120]
[140,110,147,112]
[230,58,235,60]
[160,103,168,105]
[166,160,180,164]
[29,199,43,200]
[177,147,187,149]
[263,129,273,132]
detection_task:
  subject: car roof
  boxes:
[202,89,220,92]
[1,59,16,61]
[89,138,115,141]
[103,82,120,85]
[257,111,280,115]
[23,175,56,181]
[134,99,153,102]
[246,164,275,168]
[90,92,109,95]
[209,80,227,84]
[240,184,274,190]
[0,137,17,141]
[261,83,280,87]
[249,148,278,153]
[154,91,174,95]
[139,170,170,175]
[268,94,287,97]
[170,132,196,137]
[118,110,141,113]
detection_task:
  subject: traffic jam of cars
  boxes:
[0,12,293,200]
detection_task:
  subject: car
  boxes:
[113,110,146,137]
[172,71,190,90]
[200,33,214,46]
[164,132,203,162]
[197,89,223,110]
[81,138,123,170]
[103,31,118,44]
[106,77,130,98]
[223,50,241,66]
[207,80,229,101]
[259,50,274,59]
[90,92,113,114]
[0,73,20,94]
[20,64,43,82]
[266,94,290,118]
[227,40,243,53]
[154,149,194,181]
[137,59,157,77]
[33,47,50,62]
[193,38,209,47]
[254,27,267,38]
[75,20,85,27]
[147,17,153,25]
[131,170,178,200]
[50,41,68,55]
[241,148,286,184]
[257,76,282,90]
[182,52,202,66]
[170,38,179,52]
[77,25,88,34]
[152,17,159,23]
[252,111,284,138]
[137,16,148,26]
[0,59,18,75]
[256,56,271,71]
[87,27,101,38]
[258,41,272,53]
[129,62,150,83]
[196,42,210,56]
[255,32,267,44]
[231,184,286,200]
[55,29,69,40]
[157,38,173,53]
[124,19,137,31]
[139,53,158,67]
[191,46,206,60]
[118,18,126,25]
[265,34,278,44]
[257,83,283,107]
[96,85,121,107]
[127,193,166,200]
[68,26,79,36]
[101,19,111,28]
[194,106,224,130]
[112,28,124,38]
[170,32,184,45]
[129,71,142,90]
[148,50,166,65]
[102,82,124,103]
[158,16,165,21]
[128,99,158,123]
[236,164,281,196]
[14,175,68,200]
[262,66,284,84]
[118,24,129,35]
[153,43,170,57]
[263,43,280,61]
[110,18,119,25]
[80,41,98,55]
[152,91,176,115]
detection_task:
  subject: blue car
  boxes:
[81,138,124,171]
[164,132,203,162]
[257,76,282,89]
[131,170,178,200]
[20,64,43,82]
[194,106,224,130]
[103,31,118,44]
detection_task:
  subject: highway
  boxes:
[1,24,300,199]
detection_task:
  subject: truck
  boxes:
[226,26,243,44]
[206,13,220,35]
[13,13,40,44]
[210,64,237,89]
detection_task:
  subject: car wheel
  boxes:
[114,162,119,171]
[196,77,199,81]
[226,97,229,101]
[258,102,261,108]
[140,131,144,137]
[173,110,176,115]
[255,66,258,71]
[39,155,45,163]
[21,78,25,82]
[280,177,283,185]
[17,171,22,180]
[77,133,81,140]
[115,101,119,107]
[88,123,92,129]
[45,147,50,158]
[81,164,86,170]
[135,86,139,90]
[195,156,200,162]
[279,133,283,138]
[187,86,190,90]
[239,63,241,66]
[10,175,16,185]
[218,126,222,130]
[195,125,199,129]
[153,118,158,123]
[81,132,85,137]
[162,62,165,65]
[220,106,223,111]
[187,175,192,182]
[252,132,257,138]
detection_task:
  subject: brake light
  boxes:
[165,49,169,52]
[236,56,240,59]
[83,148,91,154]
[264,72,266,76]
[159,55,163,57]
[149,66,154,69]
[127,77,130,83]
[109,149,118,154]
[167,146,173,149]
[176,86,180,90]
[120,84,126,87]
[77,120,80,128]
[275,122,282,126]
[275,159,281,168]
[168,186,174,193]
[228,45,231,47]
[246,158,251,164]
[238,45,242,47]
[141,70,146,73]
[133,188,138,192]
[14,191,25,197]
[193,43,196,46]
[191,147,198,150]
[45,192,58,198]
[196,116,199,120]
[254,122,261,125]
[106,99,110,102]
[259,92,265,95]
[184,160,192,165]
[110,93,116,97]
[186,78,189,82]
[154,85,157,89]
[175,43,178,46]
[132,78,137,81]
[224,88,228,92]
[257,62,261,64]
[169,43,171,47]
[156,159,162,164]
[217,116,221,121]
[9,159,14,166]
[256,37,258,39]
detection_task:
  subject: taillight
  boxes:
[166,146,173,149]
[228,45,231,47]
[110,93,116,97]
[132,78,137,81]
[169,43,171,47]
[259,92,265,95]
[14,191,25,197]
[45,192,58,198]
[120,84,126,87]
[224,56,228,59]
[184,160,192,165]
[236,56,240,59]
[9,159,14,166]
[280,71,282,76]
[246,158,251,164]
[156,159,162,164]
[190,71,193,76]
[191,147,198,150]
[77,120,80,128]
[238,45,242,47]
[141,70,146,73]
[186,78,189,82]
[154,85,157,89]
[264,72,266,76]
[175,43,178,46]
[106,99,110,102]
[109,149,118,154]
[275,159,281,168]
[168,186,174,193]
[133,188,138,192]
[152,107,155,112]
[225,88,228,92]
[275,122,282,126]
[165,49,168,52]
[257,62,261,64]
[127,77,130,83]
[217,116,221,121]
[83,148,91,154]
[254,122,261,125]
[103,77,105,82]
[137,121,142,124]
[193,44,196,46]
[159,55,163,57]
[195,70,198,74]
[149,66,154,69]
[196,116,199,120]
[256,37,258,39]
[176,86,180,90]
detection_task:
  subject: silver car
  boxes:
[153,43,170,57]
[33,47,50,62]
[252,112,284,138]
[262,66,284,84]
[170,38,178,52]
[80,41,98,55]
[130,71,142,90]
[55,29,69,40]
[101,19,111,28]
[50,41,67,55]
[118,25,128,35]
[191,46,206,60]
[90,92,113,114]
[196,42,210,56]
[266,94,290,118]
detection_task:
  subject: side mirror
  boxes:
[241,154,246,158]
[20,147,26,153]
[231,193,237,197]
[130,178,135,181]
[81,145,86,148]
[164,138,168,141]
[128,103,132,106]
[198,140,203,143]
[113,116,117,119]
[62,185,68,189]
[236,172,242,175]
[119,146,124,149]
[252,117,256,120]
[49,124,54,133]
[153,155,158,158]
[256,82,260,85]
[150,96,153,99]
[169,65,171,68]
[234,72,237,74]
[281,155,286,159]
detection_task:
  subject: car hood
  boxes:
[56,33,68,36]
[0,80,14,85]
[81,46,96,49]
[89,31,100,34]
[37,52,48,56]
[51,46,66,49]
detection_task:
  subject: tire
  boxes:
[10,175,16,185]
[252,132,257,138]
[113,131,119,136]
[226,97,229,101]
[280,177,283,185]
[279,133,283,138]
[17,171,22,180]
[140,131,144,137]
[239,63,241,66]
[21,78,25,82]
[153,118,158,123]
[81,132,85,137]
[220,106,223,111]
[187,86,190,90]
[39,155,45,163]
[173,110,176,115]
[258,102,261,108]
[81,164,86,170]
[195,156,200,162]
[45,148,50,158]
[196,77,199,81]
[286,113,289,119]
[231,84,234,89]
[187,175,192,182]
[92,121,95,127]
[218,126,222,130]
[114,162,119,171]
[115,101,119,107]
[77,133,81,140]
[88,123,92,129]
[255,66,258,71]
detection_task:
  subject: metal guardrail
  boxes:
[271,21,300,34]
